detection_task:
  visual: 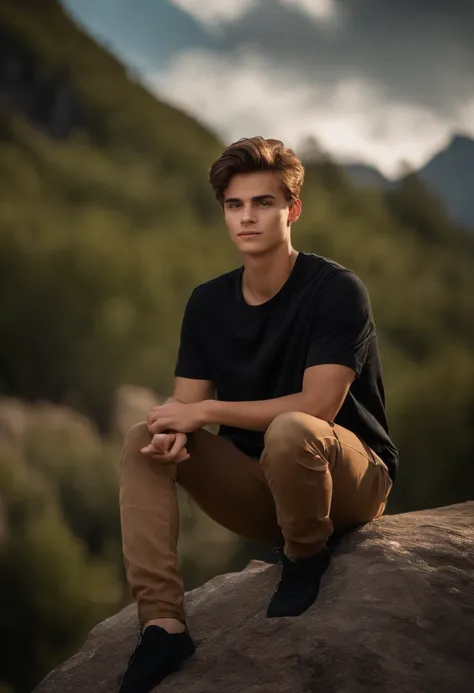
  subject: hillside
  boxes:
[343,133,474,230]
[343,162,392,189]
[0,0,234,428]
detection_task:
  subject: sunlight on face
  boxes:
[223,171,300,256]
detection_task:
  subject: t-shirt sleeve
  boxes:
[174,289,213,380]
[305,271,374,377]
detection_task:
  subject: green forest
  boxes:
[0,1,473,691]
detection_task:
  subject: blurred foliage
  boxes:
[0,1,473,691]
[0,402,122,692]
[0,400,242,692]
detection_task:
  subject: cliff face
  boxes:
[0,28,86,139]
[35,502,474,693]
[0,0,222,186]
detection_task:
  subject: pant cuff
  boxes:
[138,601,187,627]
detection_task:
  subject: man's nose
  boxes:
[241,205,256,224]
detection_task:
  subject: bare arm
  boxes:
[148,364,356,436]
[171,377,215,404]
[147,376,214,430]
[201,364,355,432]
[157,377,214,414]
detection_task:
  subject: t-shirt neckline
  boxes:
[237,251,304,309]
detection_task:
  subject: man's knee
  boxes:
[264,411,330,457]
[122,421,151,458]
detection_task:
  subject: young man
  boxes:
[119,137,398,692]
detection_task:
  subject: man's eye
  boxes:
[258,201,270,207]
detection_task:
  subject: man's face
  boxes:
[223,171,301,256]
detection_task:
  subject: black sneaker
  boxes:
[119,625,196,693]
[266,547,331,618]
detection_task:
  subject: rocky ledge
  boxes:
[35,502,474,692]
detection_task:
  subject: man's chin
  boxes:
[234,236,267,251]
[239,245,267,257]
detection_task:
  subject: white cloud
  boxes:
[281,0,338,23]
[458,98,474,130]
[169,0,256,27]
[150,49,472,177]
[169,0,338,28]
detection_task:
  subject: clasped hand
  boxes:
[140,401,205,463]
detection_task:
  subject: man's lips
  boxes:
[238,231,262,237]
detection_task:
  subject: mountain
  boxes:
[343,134,474,230]
[417,134,474,229]
[343,162,392,189]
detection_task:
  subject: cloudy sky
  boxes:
[62,0,474,177]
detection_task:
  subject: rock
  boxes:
[34,502,474,693]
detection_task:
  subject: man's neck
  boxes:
[241,245,299,305]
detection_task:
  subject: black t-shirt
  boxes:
[175,251,399,481]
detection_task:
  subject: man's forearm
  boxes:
[202,392,330,432]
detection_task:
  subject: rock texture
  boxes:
[35,502,474,693]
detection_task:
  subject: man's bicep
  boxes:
[173,376,215,403]
[302,363,355,421]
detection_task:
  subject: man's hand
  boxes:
[141,432,190,463]
[147,401,206,435]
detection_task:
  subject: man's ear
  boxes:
[288,198,302,225]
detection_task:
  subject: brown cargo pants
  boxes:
[120,411,393,626]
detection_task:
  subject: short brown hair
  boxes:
[209,136,305,205]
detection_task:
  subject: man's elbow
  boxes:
[301,396,340,423]
[312,408,338,423]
